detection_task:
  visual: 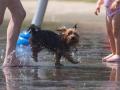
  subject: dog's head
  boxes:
[28,24,41,38]
[27,24,42,45]
[57,24,79,46]
[28,24,40,33]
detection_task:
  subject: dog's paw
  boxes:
[32,56,38,62]
[70,60,79,64]
[34,59,38,62]
[55,63,63,68]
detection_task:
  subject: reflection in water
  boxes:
[2,67,76,90]
[102,62,120,90]
[105,62,120,81]
[3,67,22,90]
[53,67,67,81]
[104,62,120,81]
[2,63,120,90]
[2,67,44,90]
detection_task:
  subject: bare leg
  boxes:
[0,0,7,25]
[106,13,120,62]
[106,16,116,54]
[2,0,26,67]
[0,0,8,65]
[112,13,120,55]
[102,16,115,61]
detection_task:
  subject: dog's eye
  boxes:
[68,31,73,35]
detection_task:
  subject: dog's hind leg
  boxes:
[64,52,79,64]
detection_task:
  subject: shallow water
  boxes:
[0,21,120,90]
[0,1,118,88]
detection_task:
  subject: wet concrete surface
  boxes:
[0,27,120,90]
[1,62,120,90]
[0,1,120,90]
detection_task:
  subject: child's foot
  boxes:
[2,51,24,67]
[2,57,23,67]
[105,55,120,62]
[102,54,114,62]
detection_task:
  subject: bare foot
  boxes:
[2,57,23,67]
[102,54,114,62]
[2,51,23,67]
[105,55,120,62]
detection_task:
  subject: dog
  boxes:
[28,24,79,66]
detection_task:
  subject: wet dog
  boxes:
[28,24,79,66]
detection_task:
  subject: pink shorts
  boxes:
[106,7,120,17]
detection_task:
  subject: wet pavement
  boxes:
[0,26,120,90]
[0,1,120,90]
[1,62,120,90]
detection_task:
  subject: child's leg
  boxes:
[106,16,116,54]
[0,0,8,65]
[112,13,120,55]
[102,16,116,61]
[106,13,120,62]
[0,0,7,25]
[2,0,26,67]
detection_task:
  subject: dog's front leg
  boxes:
[31,46,41,62]
[64,52,79,64]
[32,51,38,62]
[31,47,39,62]
[54,52,63,67]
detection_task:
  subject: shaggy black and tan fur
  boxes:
[28,24,79,66]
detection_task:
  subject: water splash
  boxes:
[72,51,82,63]
[0,49,5,60]
[16,45,34,66]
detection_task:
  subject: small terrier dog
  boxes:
[28,24,79,66]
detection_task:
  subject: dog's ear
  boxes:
[27,24,40,33]
[27,24,36,33]
[56,26,67,32]
[73,24,78,30]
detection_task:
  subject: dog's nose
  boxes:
[71,37,76,40]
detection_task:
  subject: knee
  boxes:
[113,30,120,38]
[107,30,113,36]
[19,9,26,21]
[15,9,26,22]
